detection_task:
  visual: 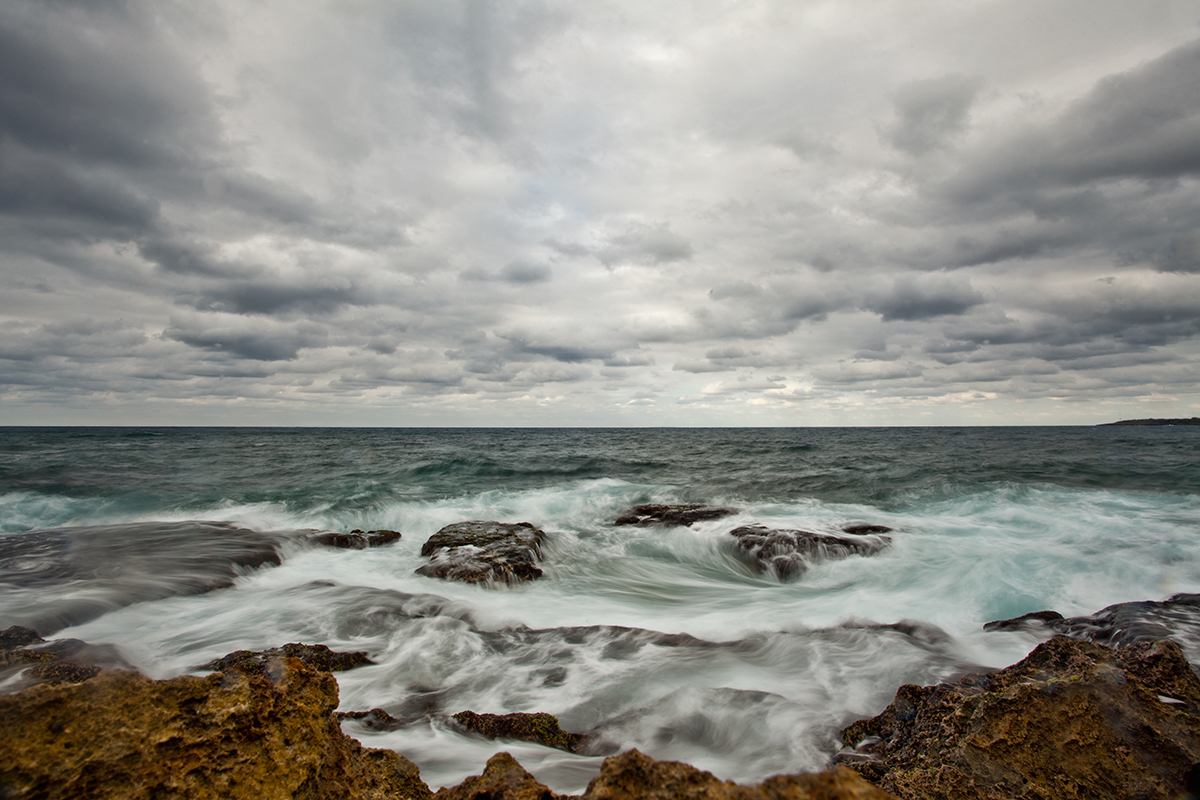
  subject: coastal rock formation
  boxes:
[202,642,374,673]
[839,635,1200,799]
[729,526,889,580]
[615,504,737,527]
[0,625,134,690]
[840,524,892,535]
[452,710,588,753]
[417,521,547,585]
[338,707,405,731]
[0,657,431,800]
[312,529,402,549]
[582,749,896,799]
[982,609,1065,632]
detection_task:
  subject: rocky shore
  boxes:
[4,618,1200,799]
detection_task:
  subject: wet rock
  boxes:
[841,524,893,535]
[202,642,374,674]
[1,629,133,690]
[0,658,432,800]
[0,626,44,649]
[582,749,896,799]
[416,521,546,585]
[839,635,1200,800]
[312,529,402,549]
[434,752,554,800]
[1053,594,1200,651]
[452,710,588,753]
[729,526,889,580]
[614,504,737,527]
[982,609,1065,632]
[338,707,405,731]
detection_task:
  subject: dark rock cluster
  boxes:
[415,521,547,585]
[729,526,890,581]
[202,642,375,674]
[452,710,589,754]
[614,504,737,527]
[312,529,403,549]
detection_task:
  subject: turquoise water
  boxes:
[1,426,1198,790]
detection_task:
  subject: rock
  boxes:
[452,710,588,753]
[982,609,1065,632]
[614,504,737,527]
[839,635,1200,800]
[729,526,889,580]
[434,752,555,800]
[0,626,44,649]
[337,707,405,731]
[841,524,892,535]
[0,628,133,690]
[0,658,432,800]
[582,749,896,799]
[312,530,402,549]
[416,521,546,585]
[202,642,374,673]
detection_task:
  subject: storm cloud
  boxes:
[1,0,1198,425]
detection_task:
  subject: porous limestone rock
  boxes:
[202,642,374,673]
[0,658,431,800]
[582,749,896,800]
[416,521,546,585]
[839,635,1200,799]
[434,752,555,800]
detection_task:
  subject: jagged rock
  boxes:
[614,504,737,527]
[729,526,889,580]
[0,658,431,800]
[416,521,546,585]
[841,524,892,535]
[582,749,896,799]
[434,752,554,800]
[839,635,1200,800]
[312,530,402,549]
[982,609,1065,632]
[452,710,588,753]
[202,642,374,674]
[338,707,404,731]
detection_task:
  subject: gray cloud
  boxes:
[885,74,983,156]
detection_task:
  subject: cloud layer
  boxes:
[2,0,1199,425]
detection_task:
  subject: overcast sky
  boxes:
[2,0,1199,426]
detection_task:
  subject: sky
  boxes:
[2,0,1200,426]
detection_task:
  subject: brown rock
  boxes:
[417,521,547,585]
[582,749,896,799]
[839,635,1200,799]
[202,642,374,673]
[434,752,555,800]
[614,504,737,527]
[0,658,431,800]
[0,627,128,689]
[453,710,588,753]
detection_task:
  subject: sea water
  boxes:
[1,426,1198,792]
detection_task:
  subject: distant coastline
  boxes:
[1098,417,1200,426]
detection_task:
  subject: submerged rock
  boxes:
[982,609,1065,632]
[202,642,374,674]
[312,529,402,549]
[452,710,588,754]
[583,749,895,799]
[338,707,405,731]
[0,658,431,800]
[614,504,737,527]
[0,626,134,691]
[839,635,1200,800]
[841,524,893,535]
[416,521,546,585]
[729,526,889,580]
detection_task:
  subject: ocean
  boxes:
[2,426,1198,792]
